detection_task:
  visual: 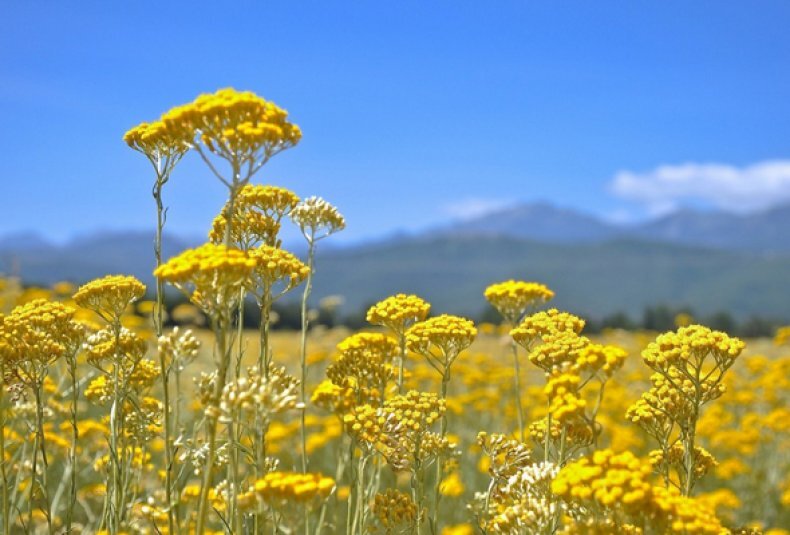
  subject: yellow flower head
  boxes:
[773,325,790,346]
[484,280,554,323]
[510,308,585,351]
[248,245,310,297]
[154,243,255,313]
[237,184,300,218]
[576,343,627,377]
[123,120,190,160]
[73,275,146,321]
[372,489,419,529]
[0,299,83,383]
[161,88,302,161]
[336,332,399,362]
[643,325,744,373]
[252,471,334,505]
[366,294,431,335]
[406,314,477,363]
[210,184,300,248]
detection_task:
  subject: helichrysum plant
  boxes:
[1,87,786,535]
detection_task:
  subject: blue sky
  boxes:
[2,1,789,243]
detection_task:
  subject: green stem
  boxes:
[0,361,9,535]
[510,340,525,442]
[397,334,406,395]
[66,354,79,534]
[299,240,315,535]
[195,315,232,535]
[432,371,451,535]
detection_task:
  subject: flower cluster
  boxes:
[73,275,146,321]
[372,489,420,531]
[209,184,300,248]
[406,315,477,375]
[367,294,431,335]
[161,87,302,163]
[248,244,310,298]
[290,196,346,241]
[0,299,83,385]
[249,471,334,505]
[484,280,554,324]
[154,243,256,314]
[552,450,727,534]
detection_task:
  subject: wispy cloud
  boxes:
[609,160,790,213]
[441,197,513,220]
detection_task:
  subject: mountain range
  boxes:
[1,203,789,320]
[432,202,790,252]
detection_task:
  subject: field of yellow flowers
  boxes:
[0,88,788,534]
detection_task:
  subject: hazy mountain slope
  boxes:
[438,202,617,242]
[1,230,789,321]
[432,202,790,252]
[631,205,790,252]
[310,236,790,320]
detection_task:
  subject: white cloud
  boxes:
[609,160,790,213]
[441,197,513,220]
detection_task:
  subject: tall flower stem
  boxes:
[29,382,53,534]
[432,368,451,535]
[153,177,178,535]
[107,322,127,533]
[299,237,316,534]
[0,361,9,535]
[510,340,525,442]
[195,314,232,535]
[65,353,79,534]
[397,335,407,394]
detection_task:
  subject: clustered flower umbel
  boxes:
[236,471,335,511]
[219,365,301,424]
[476,432,559,534]
[157,327,201,372]
[0,299,83,386]
[372,489,420,530]
[247,244,310,298]
[367,294,431,335]
[484,280,554,324]
[154,243,256,314]
[552,449,728,534]
[209,184,300,248]
[290,196,346,242]
[73,274,146,322]
[406,314,477,376]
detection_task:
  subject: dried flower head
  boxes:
[290,196,346,241]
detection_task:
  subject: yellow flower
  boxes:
[73,275,146,321]
[367,294,431,335]
[161,87,302,161]
[484,280,554,323]
[154,243,256,314]
[248,244,310,298]
[406,314,477,371]
[440,471,465,497]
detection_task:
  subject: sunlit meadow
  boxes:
[0,88,788,535]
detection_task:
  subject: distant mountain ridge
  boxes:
[1,203,789,320]
[431,202,790,252]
